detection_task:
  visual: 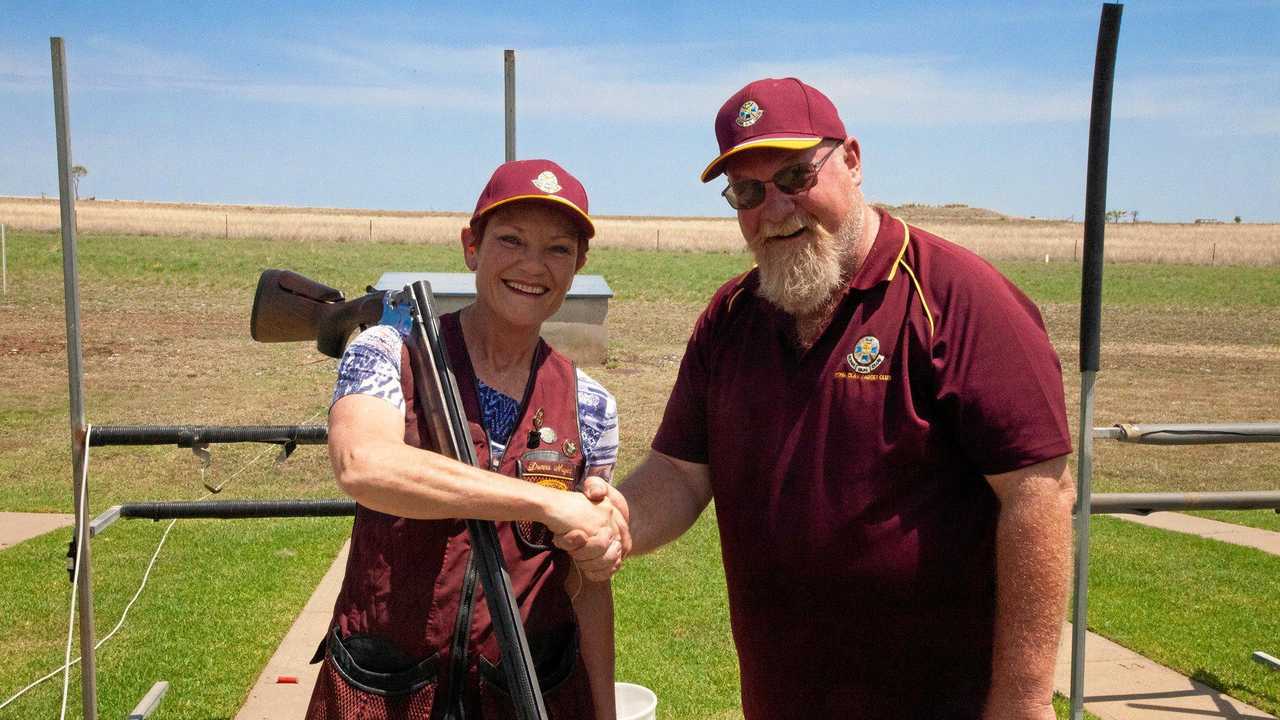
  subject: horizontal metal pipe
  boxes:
[118,499,355,520]
[127,681,169,720]
[1254,651,1280,671]
[1088,491,1280,515]
[1094,423,1280,445]
[89,424,328,447]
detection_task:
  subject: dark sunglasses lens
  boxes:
[725,180,765,210]
[774,163,817,194]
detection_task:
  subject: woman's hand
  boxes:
[547,483,629,580]
[552,477,631,581]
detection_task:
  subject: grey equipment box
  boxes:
[374,272,613,365]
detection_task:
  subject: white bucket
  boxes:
[615,681,657,720]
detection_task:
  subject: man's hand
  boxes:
[543,485,626,561]
[554,476,631,581]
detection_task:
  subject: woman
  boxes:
[307,159,624,720]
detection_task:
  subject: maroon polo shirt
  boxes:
[652,209,1072,719]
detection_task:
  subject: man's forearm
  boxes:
[619,452,713,556]
[985,459,1075,718]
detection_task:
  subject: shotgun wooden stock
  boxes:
[249,269,385,358]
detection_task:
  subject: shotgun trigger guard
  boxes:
[275,440,298,465]
[379,290,415,334]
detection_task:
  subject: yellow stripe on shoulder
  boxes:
[726,268,755,314]
[888,217,937,339]
[885,216,911,282]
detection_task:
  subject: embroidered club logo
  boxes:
[532,171,562,194]
[736,100,764,127]
[847,336,885,374]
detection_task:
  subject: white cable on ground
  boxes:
[59,424,92,720]
[0,407,326,714]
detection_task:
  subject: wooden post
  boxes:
[224,213,228,239]
[369,219,373,241]
[656,228,660,250]
[2,223,7,296]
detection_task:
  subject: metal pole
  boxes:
[1070,371,1098,719]
[51,36,98,720]
[504,49,516,162]
[1071,6,1122,719]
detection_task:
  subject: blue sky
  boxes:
[3,1,1277,222]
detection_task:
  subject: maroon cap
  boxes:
[700,77,848,182]
[470,159,595,239]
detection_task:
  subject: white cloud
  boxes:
[7,37,1276,137]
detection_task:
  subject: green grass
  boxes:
[0,517,349,719]
[8,230,1279,307]
[1000,260,1280,307]
[1085,516,1280,715]
[614,509,738,718]
[1053,693,1103,719]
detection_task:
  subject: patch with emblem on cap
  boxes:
[736,100,764,127]
[532,171,562,194]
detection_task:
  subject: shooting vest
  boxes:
[307,312,593,720]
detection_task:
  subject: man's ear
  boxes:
[574,240,589,272]
[842,136,863,185]
[461,226,479,271]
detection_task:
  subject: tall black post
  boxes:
[1071,5,1123,720]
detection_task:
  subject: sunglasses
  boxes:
[721,141,842,210]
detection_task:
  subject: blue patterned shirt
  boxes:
[332,325,619,471]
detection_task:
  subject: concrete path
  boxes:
[1055,624,1275,719]
[235,540,348,720]
[0,511,73,550]
[1109,512,1280,557]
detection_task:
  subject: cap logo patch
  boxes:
[847,336,885,374]
[736,100,764,127]
[532,171,562,194]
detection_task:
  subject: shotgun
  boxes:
[249,269,385,358]
[250,269,548,719]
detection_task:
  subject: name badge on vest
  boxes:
[516,449,581,552]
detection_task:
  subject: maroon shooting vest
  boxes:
[316,312,590,718]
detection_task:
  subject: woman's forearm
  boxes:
[571,575,617,720]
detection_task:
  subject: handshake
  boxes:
[541,477,631,582]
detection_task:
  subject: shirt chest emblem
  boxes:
[835,335,891,382]
[848,336,885,372]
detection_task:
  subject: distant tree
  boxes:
[1105,209,1127,223]
[1130,210,1139,223]
[1234,215,1242,224]
[71,165,88,200]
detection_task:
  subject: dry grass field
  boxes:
[3,195,1278,265]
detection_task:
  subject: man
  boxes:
[564,77,1075,719]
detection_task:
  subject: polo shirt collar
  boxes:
[849,208,908,291]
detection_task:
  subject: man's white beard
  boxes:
[750,209,862,317]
